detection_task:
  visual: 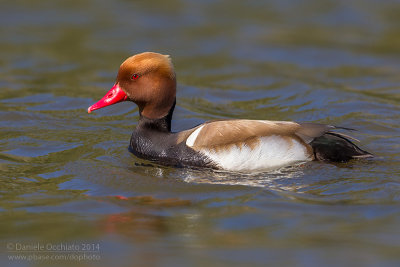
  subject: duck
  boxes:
[88,52,373,172]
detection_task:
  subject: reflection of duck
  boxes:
[101,195,190,237]
[88,52,373,172]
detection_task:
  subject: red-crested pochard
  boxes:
[88,52,373,172]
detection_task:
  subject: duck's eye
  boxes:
[131,74,139,80]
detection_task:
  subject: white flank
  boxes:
[186,125,204,147]
[199,135,312,172]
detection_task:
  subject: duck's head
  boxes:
[88,52,176,119]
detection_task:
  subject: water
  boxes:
[1,0,400,266]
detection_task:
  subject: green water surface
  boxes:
[1,0,400,266]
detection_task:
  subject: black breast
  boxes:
[129,128,215,168]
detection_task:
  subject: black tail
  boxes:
[310,132,373,162]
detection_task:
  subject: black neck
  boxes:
[137,99,176,133]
